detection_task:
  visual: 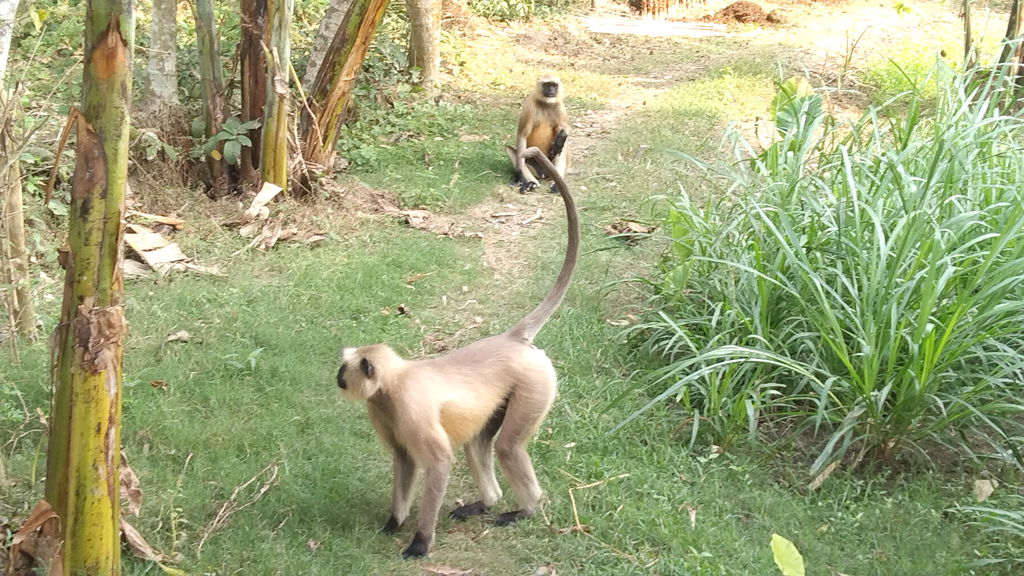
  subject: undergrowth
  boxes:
[624,65,1024,480]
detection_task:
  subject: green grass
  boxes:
[1,9,1015,576]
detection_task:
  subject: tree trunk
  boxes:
[44,1,133,572]
[302,0,355,91]
[260,0,291,190]
[239,0,267,184]
[0,0,17,83]
[192,0,231,198]
[0,0,34,343]
[999,0,1024,68]
[139,0,178,110]
[300,0,390,169]
[963,0,974,69]
[1,112,35,342]
[406,0,439,89]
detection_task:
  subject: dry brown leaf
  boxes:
[150,380,168,390]
[306,538,321,552]
[974,478,999,502]
[422,565,474,575]
[128,211,185,230]
[808,461,839,491]
[677,502,701,528]
[405,272,434,284]
[8,500,61,574]
[119,451,143,518]
[457,133,489,142]
[164,331,191,344]
[138,244,189,267]
[123,259,151,278]
[120,516,162,562]
[534,565,557,576]
[605,319,629,327]
[242,182,283,221]
[125,231,171,252]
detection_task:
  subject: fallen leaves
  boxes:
[6,500,61,575]
[974,478,998,503]
[770,533,805,576]
[228,183,328,253]
[124,222,219,276]
[603,220,654,246]
[376,197,483,239]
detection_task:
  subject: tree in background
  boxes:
[0,0,36,346]
[138,0,178,113]
[260,0,292,190]
[303,0,355,90]
[300,0,391,170]
[192,0,232,197]
[407,0,440,88]
[45,0,133,571]
[239,0,267,184]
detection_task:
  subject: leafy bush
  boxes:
[622,65,1024,475]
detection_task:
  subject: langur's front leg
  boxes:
[402,437,453,558]
[383,446,416,534]
[513,136,540,193]
[549,128,569,194]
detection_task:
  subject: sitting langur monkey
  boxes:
[336,149,578,558]
[505,73,569,194]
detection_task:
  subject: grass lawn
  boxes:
[1,1,1013,574]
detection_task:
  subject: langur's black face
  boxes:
[541,82,560,99]
[336,363,348,389]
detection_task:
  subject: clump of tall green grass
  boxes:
[622,65,1024,476]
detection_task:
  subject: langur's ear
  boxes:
[360,357,375,379]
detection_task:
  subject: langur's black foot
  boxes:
[549,182,562,194]
[382,515,401,534]
[494,509,532,527]
[519,180,539,194]
[401,531,430,558]
[449,500,489,521]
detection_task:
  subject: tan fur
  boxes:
[506,73,569,192]
[336,150,578,558]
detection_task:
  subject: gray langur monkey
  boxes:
[505,73,569,194]
[335,148,578,558]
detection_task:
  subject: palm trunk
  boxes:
[44,1,133,571]
[300,0,390,169]
[139,0,178,110]
[192,0,231,197]
[999,0,1024,68]
[260,0,291,190]
[239,0,267,184]
[407,0,439,88]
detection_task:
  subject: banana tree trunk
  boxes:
[260,0,291,190]
[192,0,231,198]
[44,2,133,573]
[299,0,390,170]
[999,0,1024,68]
[239,0,267,184]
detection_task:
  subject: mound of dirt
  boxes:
[711,1,768,24]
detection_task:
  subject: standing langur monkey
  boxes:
[505,73,569,194]
[335,149,578,558]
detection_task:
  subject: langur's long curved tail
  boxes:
[506,147,579,343]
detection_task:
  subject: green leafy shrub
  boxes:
[622,66,1024,475]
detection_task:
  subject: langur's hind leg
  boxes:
[451,398,508,521]
[493,381,556,526]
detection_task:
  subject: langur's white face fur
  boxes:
[333,149,579,560]
[336,345,399,402]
